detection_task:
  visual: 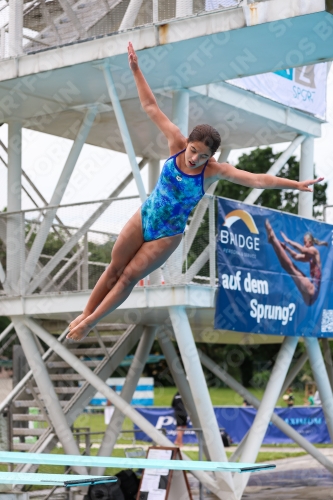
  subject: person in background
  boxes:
[171,392,188,447]
[282,387,295,408]
[314,389,321,405]
[306,390,315,406]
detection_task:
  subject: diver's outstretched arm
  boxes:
[128,42,184,150]
[208,156,324,191]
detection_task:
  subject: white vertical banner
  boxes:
[228,63,327,119]
[229,64,328,119]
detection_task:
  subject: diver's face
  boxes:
[304,237,312,247]
[185,141,212,169]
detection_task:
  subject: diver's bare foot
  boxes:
[265,219,274,244]
[66,320,93,342]
[69,313,89,332]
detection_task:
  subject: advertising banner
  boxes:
[87,377,154,406]
[228,64,327,119]
[214,198,333,337]
[134,407,330,445]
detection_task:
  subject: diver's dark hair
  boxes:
[304,232,328,247]
[188,124,221,155]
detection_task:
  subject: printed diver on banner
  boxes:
[215,200,333,338]
[67,42,323,342]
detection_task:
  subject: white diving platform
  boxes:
[0,1,330,155]
[0,284,284,344]
[0,451,276,476]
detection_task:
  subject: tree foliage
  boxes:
[214,147,327,217]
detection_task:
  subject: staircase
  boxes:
[3,322,143,473]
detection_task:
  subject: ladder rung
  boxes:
[13,443,34,451]
[12,414,46,422]
[14,400,67,408]
[13,428,45,436]
[32,387,78,394]
[67,348,111,355]
[76,335,120,344]
[46,360,99,368]
[49,374,86,381]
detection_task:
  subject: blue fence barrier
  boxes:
[134,406,330,444]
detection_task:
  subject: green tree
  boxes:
[214,147,327,217]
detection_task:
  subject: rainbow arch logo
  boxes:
[223,210,259,234]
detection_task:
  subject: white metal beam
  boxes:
[0,260,5,284]
[102,64,147,203]
[199,349,333,473]
[13,317,86,475]
[92,326,156,475]
[323,339,333,392]
[231,349,310,463]
[0,322,14,343]
[169,306,236,497]
[0,5,331,88]
[6,121,23,295]
[172,90,189,136]
[24,107,97,288]
[8,0,22,57]
[148,159,160,194]
[157,329,211,460]
[58,0,87,38]
[0,327,69,414]
[119,0,144,31]
[244,135,306,205]
[40,247,84,294]
[305,337,333,444]
[184,244,210,283]
[233,336,298,498]
[23,316,222,499]
[40,0,61,44]
[280,351,308,396]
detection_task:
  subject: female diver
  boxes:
[67,42,323,341]
[265,221,328,306]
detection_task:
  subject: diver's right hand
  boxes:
[128,42,139,72]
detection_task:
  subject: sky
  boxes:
[0,66,333,223]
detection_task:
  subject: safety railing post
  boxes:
[8,0,23,57]
[0,27,6,59]
[209,196,216,286]
[82,233,89,290]
[153,0,159,22]
[198,430,203,500]
[20,212,25,295]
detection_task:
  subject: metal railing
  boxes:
[0,194,216,297]
[0,0,242,60]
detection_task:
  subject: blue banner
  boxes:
[134,407,330,444]
[214,198,333,337]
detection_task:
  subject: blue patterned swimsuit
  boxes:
[141,149,208,242]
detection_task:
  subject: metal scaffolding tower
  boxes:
[0,1,333,499]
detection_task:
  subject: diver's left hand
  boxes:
[297,177,324,192]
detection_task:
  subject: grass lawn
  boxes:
[71,386,309,444]
[154,386,305,407]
